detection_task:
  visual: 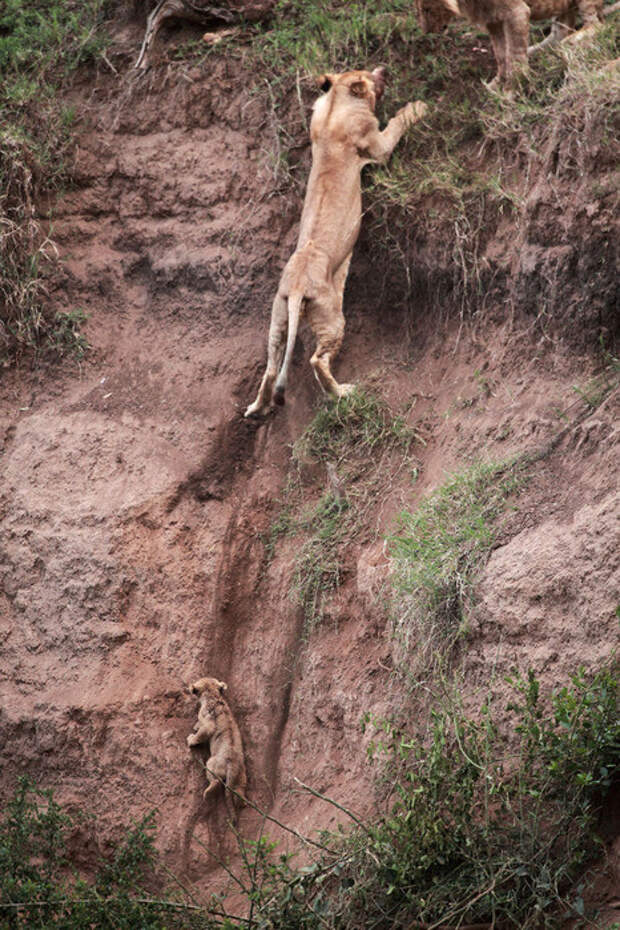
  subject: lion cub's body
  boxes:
[415,0,603,86]
[245,69,426,417]
[187,677,247,818]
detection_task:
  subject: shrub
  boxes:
[0,777,217,929]
[210,667,619,929]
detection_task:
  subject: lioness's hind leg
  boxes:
[309,300,350,398]
[487,22,508,86]
[245,294,287,418]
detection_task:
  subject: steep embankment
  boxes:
[0,3,618,921]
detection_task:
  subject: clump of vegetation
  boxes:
[211,667,618,929]
[572,347,620,409]
[4,668,617,928]
[388,459,526,676]
[0,777,213,929]
[0,0,107,363]
[265,389,416,634]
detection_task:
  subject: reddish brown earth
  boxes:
[0,9,618,922]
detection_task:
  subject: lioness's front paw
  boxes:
[187,734,197,747]
[403,100,427,127]
[336,383,356,398]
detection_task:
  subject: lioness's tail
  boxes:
[274,292,304,404]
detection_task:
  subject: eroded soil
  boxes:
[0,12,618,918]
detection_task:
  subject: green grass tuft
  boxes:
[265,389,417,634]
[0,0,108,364]
[388,459,526,675]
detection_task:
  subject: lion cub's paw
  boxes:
[187,734,197,748]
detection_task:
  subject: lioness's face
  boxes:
[317,68,387,111]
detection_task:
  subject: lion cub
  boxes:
[414,0,604,87]
[245,68,427,417]
[187,677,247,819]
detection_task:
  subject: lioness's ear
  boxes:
[349,80,367,98]
[317,74,332,93]
[217,680,228,694]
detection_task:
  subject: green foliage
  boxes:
[6,668,618,929]
[249,0,419,77]
[201,667,619,929]
[293,389,413,464]
[291,491,350,636]
[0,0,107,363]
[388,460,526,674]
[349,667,620,929]
[0,777,216,929]
[47,308,91,360]
[265,390,416,634]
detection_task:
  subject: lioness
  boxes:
[187,677,247,819]
[414,0,604,87]
[245,69,427,417]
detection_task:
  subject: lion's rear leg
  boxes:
[309,300,353,399]
[203,760,223,801]
[487,22,508,87]
[503,1,531,85]
[245,294,287,418]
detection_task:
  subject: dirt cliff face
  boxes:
[0,11,618,910]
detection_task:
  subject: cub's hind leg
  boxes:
[203,757,225,800]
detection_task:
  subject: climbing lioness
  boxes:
[245,69,427,417]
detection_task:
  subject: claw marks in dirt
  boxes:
[166,412,262,512]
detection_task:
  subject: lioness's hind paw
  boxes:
[244,402,269,418]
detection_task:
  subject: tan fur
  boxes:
[414,0,604,86]
[245,69,427,417]
[187,677,247,819]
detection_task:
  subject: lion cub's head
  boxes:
[316,67,388,112]
[189,677,227,702]
[414,0,459,33]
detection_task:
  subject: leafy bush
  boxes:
[210,667,619,929]
[0,777,214,930]
[349,667,620,929]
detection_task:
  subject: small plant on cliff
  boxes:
[388,459,526,677]
[266,389,416,634]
